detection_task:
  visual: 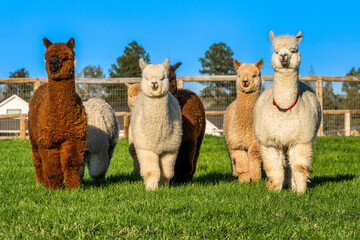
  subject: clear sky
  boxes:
[0,0,359,86]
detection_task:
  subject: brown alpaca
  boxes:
[223,59,263,183]
[126,62,206,183]
[28,37,87,190]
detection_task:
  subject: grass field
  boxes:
[0,136,359,239]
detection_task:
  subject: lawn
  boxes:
[0,136,359,239]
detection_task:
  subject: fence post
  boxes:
[177,79,184,89]
[124,115,130,139]
[34,80,41,92]
[344,111,351,136]
[316,79,324,136]
[20,115,26,140]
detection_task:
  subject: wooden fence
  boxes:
[0,75,359,140]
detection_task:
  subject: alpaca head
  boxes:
[125,82,142,108]
[269,31,302,70]
[139,58,170,97]
[169,62,182,96]
[43,37,75,80]
[233,59,263,93]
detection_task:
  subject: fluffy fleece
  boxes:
[224,59,263,183]
[131,58,182,190]
[79,98,119,183]
[169,63,206,183]
[28,38,87,190]
[126,63,206,183]
[254,31,322,193]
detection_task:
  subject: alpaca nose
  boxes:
[242,79,249,87]
[49,56,61,73]
[151,81,159,90]
[280,54,288,60]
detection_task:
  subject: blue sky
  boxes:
[1,0,359,93]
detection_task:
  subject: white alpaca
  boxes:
[131,58,182,190]
[79,98,119,183]
[254,31,321,193]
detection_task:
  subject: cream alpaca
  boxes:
[79,98,119,183]
[224,59,263,183]
[254,31,321,193]
[131,58,182,190]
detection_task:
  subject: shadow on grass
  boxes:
[81,173,142,189]
[309,174,356,188]
[192,172,235,185]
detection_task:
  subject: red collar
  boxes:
[273,96,299,112]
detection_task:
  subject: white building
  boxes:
[0,95,29,115]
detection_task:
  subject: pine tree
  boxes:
[106,41,150,106]
[198,43,236,109]
[76,65,105,99]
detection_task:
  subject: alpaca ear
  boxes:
[269,30,276,42]
[139,58,147,70]
[255,59,264,72]
[295,31,303,43]
[66,38,75,50]
[124,82,131,88]
[170,62,182,71]
[162,58,170,70]
[43,37,53,49]
[233,59,242,70]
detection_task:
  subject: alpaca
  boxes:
[131,58,182,190]
[79,98,119,183]
[254,31,322,193]
[125,63,206,183]
[224,59,263,183]
[124,82,142,175]
[28,37,87,190]
[168,63,206,183]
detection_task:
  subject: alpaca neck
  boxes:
[235,90,259,124]
[236,90,259,111]
[143,94,169,123]
[47,77,77,105]
[273,68,299,108]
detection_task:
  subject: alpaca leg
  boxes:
[191,129,205,179]
[79,151,89,183]
[87,151,109,183]
[129,143,140,175]
[60,140,85,189]
[137,149,160,190]
[228,149,238,178]
[232,149,250,183]
[159,152,177,187]
[30,143,44,184]
[288,143,312,193]
[260,145,285,191]
[39,148,63,190]
[248,141,262,182]
[173,141,196,183]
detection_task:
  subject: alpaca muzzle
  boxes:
[151,82,159,90]
[49,56,62,73]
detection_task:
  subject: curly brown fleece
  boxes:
[28,38,87,190]
[126,62,206,183]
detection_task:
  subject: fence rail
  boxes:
[0,75,359,140]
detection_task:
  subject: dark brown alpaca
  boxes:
[127,62,206,183]
[169,63,206,183]
[28,37,87,190]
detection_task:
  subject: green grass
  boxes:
[0,136,359,239]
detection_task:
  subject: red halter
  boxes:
[273,96,299,112]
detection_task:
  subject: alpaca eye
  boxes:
[291,49,298,53]
[252,75,257,78]
[275,51,279,54]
